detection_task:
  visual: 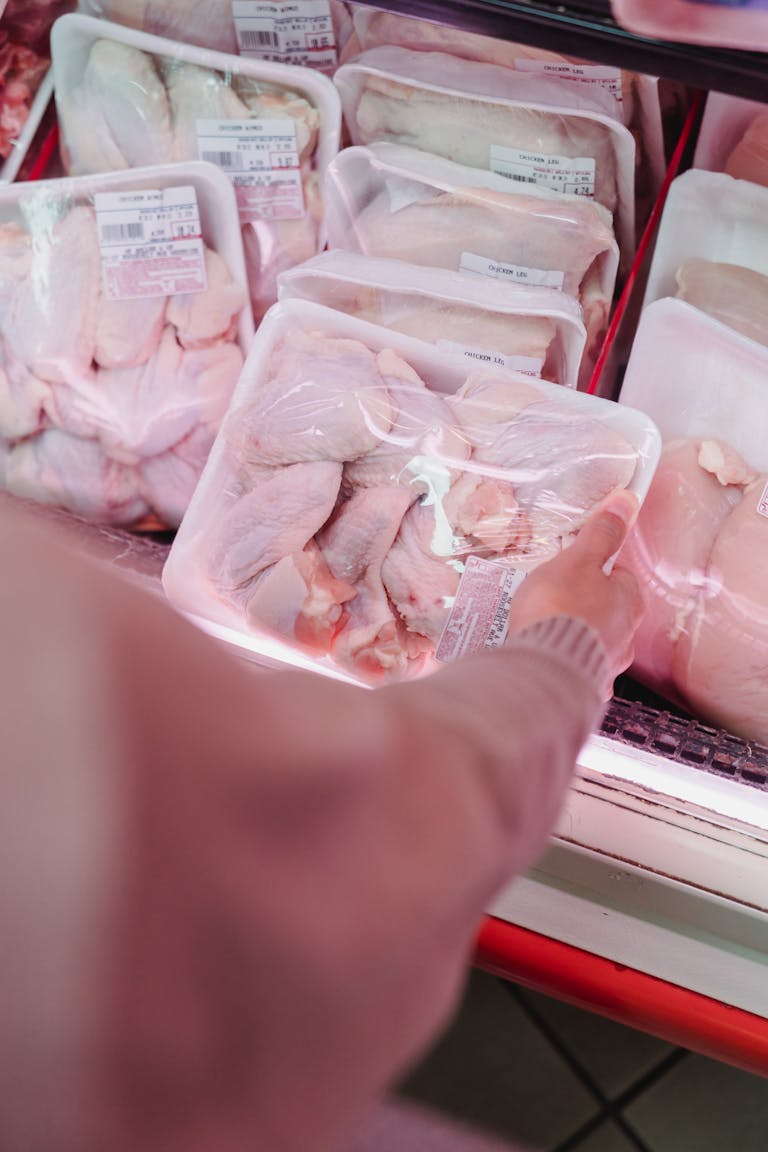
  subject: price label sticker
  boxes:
[437,340,543,377]
[516,60,623,111]
[490,144,596,198]
[94,186,207,301]
[232,0,337,70]
[197,118,305,222]
[436,556,527,663]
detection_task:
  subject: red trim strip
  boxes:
[587,90,706,396]
[23,123,59,184]
[475,916,768,1078]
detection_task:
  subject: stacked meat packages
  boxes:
[619,128,768,744]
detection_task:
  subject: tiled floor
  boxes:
[398,969,768,1151]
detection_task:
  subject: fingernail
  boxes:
[602,489,639,528]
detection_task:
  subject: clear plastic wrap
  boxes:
[324,142,619,387]
[333,45,636,265]
[612,0,768,53]
[163,298,660,686]
[277,248,587,388]
[0,162,252,527]
[52,13,341,319]
[76,0,354,72]
[694,92,768,190]
[620,298,768,745]
[643,169,768,352]
[347,6,666,220]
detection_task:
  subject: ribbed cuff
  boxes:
[508,615,611,700]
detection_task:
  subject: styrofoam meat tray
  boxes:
[163,297,661,685]
[642,169,768,311]
[0,160,255,355]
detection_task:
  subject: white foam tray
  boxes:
[51,12,342,241]
[693,92,767,175]
[0,69,54,185]
[278,248,587,389]
[163,297,660,683]
[334,45,636,265]
[620,298,768,473]
[642,169,768,310]
[0,160,255,354]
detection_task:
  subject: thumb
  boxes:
[573,489,639,567]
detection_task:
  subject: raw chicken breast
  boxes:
[354,71,620,216]
[229,330,394,468]
[675,259,768,351]
[316,485,415,677]
[381,499,462,642]
[724,111,768,189]
[0,344,50,441]
[5,429,150,525]
[624,439,746,698]
[4,205,100,384]
[208,460,343,592]
[67,40,174,172]
[166,248,246,350]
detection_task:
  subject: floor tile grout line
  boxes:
[553,1111,652,1152]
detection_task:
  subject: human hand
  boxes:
[506,489,645,683]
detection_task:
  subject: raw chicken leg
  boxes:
[5,429,150,525]
[208,460,343,592]
[229,331,394,468]
[4,206,100,384]
[345,349,469,493]
[675,259,768,351]
[166,247,246,350]
[318,485,415,677]
[381,500,463,642]
[353,70,620,216]
[66,40,174,172]
[724,111,768,189]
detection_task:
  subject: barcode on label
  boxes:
[239,28,280,47]
[100,221,145,243]
[201,150,244,170]
[505,173,537,184]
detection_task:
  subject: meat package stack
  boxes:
[0,0,74,181]
[618,160,768,745]
[0,164,252,527]
[53,14,342,320]
[326,13,650,394]
[163,299,659,684]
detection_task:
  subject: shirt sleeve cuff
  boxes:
[507,615,611,700]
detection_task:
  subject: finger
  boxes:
[573,490,640,567]
[611,564,645,621]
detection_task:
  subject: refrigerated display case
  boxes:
[12,0,768,1075]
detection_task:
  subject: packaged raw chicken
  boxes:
[52,13,341,319]
[333,45,636,264]
[643,170,768,351]
[324,143,619,387]
[348,6,667,219]
[612,0,768,53]
[76,0,354,72]
[163,298,659,686]
[0,162,252,528]
[620,298,768,745]
[278,249,587,388]
[694,92,768,190]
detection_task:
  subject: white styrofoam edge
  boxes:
[619,297,768,470]
[0,160,255,355]
[326,144,620,312]
[642,168,768,311]
[163,297,661,684]
[277,250,587,389]
[693,91,766,174]
[51,12,341,246]
[0,69,53,185]
[334,51,636,261]
[612,0,768,52]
